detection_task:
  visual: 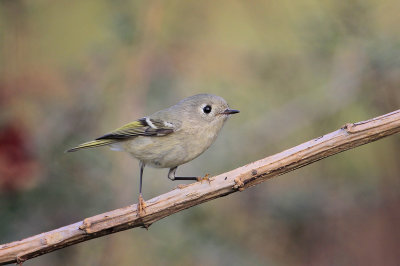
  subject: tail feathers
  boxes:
[65,139,117,153]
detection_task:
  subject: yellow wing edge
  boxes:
[65,139,116,153]
[66,120,145,153]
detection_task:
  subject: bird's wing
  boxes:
[95,117,176,140]
[66,117,176,152]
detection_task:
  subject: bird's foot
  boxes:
[137,194,147,217]
[197,174,211,184]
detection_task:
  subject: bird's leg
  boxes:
[137,161,147,217]
[168,167,210,183]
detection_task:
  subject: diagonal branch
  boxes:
[1,110,400,265]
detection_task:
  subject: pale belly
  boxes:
[114,128,219,168]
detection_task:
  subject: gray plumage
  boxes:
[67,93,239,214]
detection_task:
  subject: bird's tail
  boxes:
[65,139,117,152]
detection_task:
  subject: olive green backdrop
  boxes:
[1,1,399,265]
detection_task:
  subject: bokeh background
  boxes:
[1,0,400,265]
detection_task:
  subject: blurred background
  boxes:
[1,0,399,265]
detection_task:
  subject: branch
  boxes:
[1,110,400,265]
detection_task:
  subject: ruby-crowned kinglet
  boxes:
[67,94,239,215]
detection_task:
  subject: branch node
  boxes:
[79,219,91,234]
[16,255,25,265]
[40,238,48,246]
[342,123,356,133]
[233,176,245,191]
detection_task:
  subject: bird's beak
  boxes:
[220,109,240,115]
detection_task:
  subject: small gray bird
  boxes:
[67,94,239,215]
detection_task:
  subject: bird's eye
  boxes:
[203,105,212,114]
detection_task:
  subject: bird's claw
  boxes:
[197,174,211,184]
[137,194,147,217]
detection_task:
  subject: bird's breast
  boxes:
[122,120,224,168]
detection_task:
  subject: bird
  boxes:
[66,94,239,216]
